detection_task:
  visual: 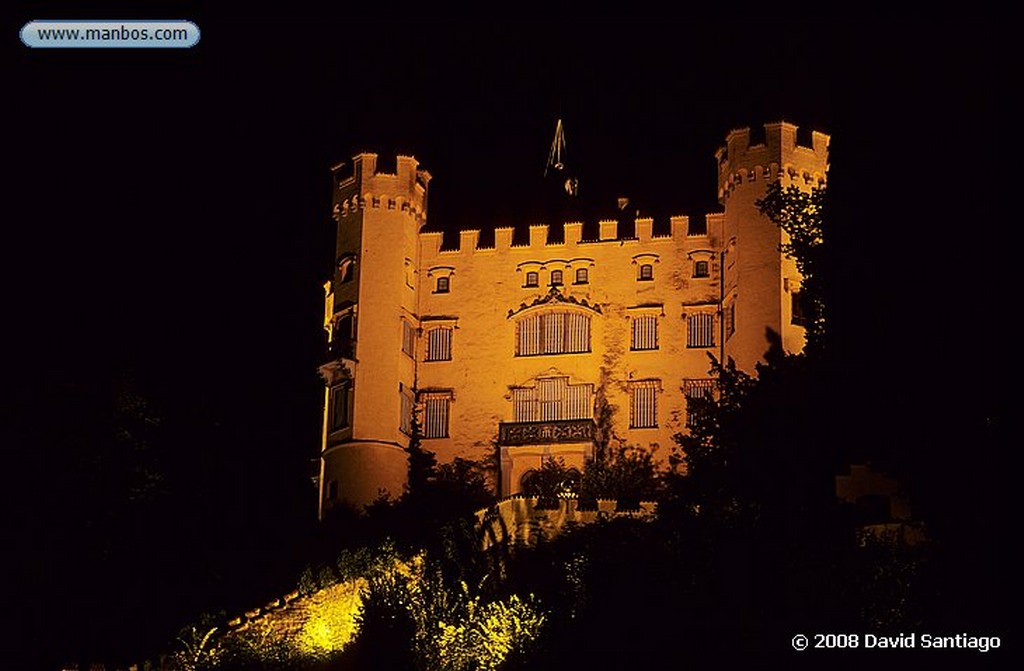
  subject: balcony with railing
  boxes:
[498,418,596,446]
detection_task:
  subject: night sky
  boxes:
[4,16,1005,667]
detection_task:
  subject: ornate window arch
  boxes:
[508,292,601,357]
[514,309,591,356]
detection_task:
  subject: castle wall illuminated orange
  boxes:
[317,122,829,514]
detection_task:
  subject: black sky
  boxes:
[3,16,1006,667]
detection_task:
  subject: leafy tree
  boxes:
[519,458,578,509]
[669,354,757,521]
[755,181,828,352]
[580,443,661,508]
[404,409,437,498]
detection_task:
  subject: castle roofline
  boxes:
[420,212,722,256]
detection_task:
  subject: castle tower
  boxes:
[318,154,431,516]
[716,122,829,372]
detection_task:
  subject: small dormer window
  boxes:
[435,276,450,293]
[638,264,653,281]
[550,270,563,286]
[693,260,709,278]
[575,268,588,284]
[525,271,539,287]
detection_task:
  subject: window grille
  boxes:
[631,314,658,350]
[400,386,414,435]
[515,311,590,356]
[401,319,416,357]
[511,376,593,422]
[687,313,715,348]
[684,378,715,428]
[629,380,659,428]
[425,327,452,362]
[421,392,451,439]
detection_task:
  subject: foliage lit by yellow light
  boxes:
[296,578,366,656]
[431,592,546,671]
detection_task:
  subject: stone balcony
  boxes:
[497,418,596,446]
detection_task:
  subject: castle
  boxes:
[317,122,829,515]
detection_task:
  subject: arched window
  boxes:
[638,264,653,281]
[524,271,539,287]
[435,276,450,293]
[520,469,539,494]
[693,260,709,278]
[515,311,590,356]
[338,255,357,283]
[575,268,588,284]
[550,269,563,286]
[520,467,582,500]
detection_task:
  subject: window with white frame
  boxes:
[510,376,593,422]
[425,327,453,362]
[629,379,659,429]
[686,313,715,348]
[631,314,659,351]
[515,311,591,356]
[420,391,451,439]
[401,319,416,357]
[683,378,715,428]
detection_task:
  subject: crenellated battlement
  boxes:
[331,153,431,223]
[716,121,830,204]
[320,121,829,512]
[420,214,714,258]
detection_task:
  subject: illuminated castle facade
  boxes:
[317,122,829,515]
